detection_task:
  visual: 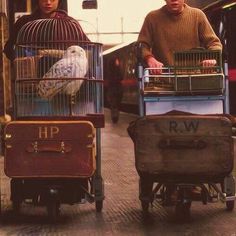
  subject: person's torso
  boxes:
[150,6,202,65]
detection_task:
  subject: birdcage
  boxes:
[14,16,103,119]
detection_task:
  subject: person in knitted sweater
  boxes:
[138,0,222,73]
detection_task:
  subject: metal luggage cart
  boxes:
[1,17,104,221]
[132,49,235,218]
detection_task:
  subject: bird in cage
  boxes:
[37,45,88,99]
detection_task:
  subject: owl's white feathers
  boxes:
[38,45,88,99]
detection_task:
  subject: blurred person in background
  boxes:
[107,57,123,123]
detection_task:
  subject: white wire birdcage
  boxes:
[14,16,103,117]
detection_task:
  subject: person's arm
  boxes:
[196,10,222,67]
[3,39,15,61]
[198,10,222,51]
[145,55,163,74]
[3,15,32,61]
[138,13,163,73]
[3,23,18,61]
[138,13,154,60]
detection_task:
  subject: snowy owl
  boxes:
[38,45,88,99]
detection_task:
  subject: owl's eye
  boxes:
[71,50,76,53]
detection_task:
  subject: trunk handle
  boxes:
[26,141,72,154]
[158,139,207,150]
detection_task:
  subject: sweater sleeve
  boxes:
[3,15,34,61]
[3,21,20,61]
[137,13,155,60]
[198,10,222,51]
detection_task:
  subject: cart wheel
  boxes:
[175,201,191,219]
[11,179,22,214]
[139,177,153,201]
[95,200,103,212]
[111,108,119,124]
[226,200,234,211]
[141,200,149,215]
[162,185,177,206]
[12,199,21,214]
[47,202,60,222]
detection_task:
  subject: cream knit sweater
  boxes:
[138,4,222,66]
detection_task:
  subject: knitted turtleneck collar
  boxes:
[162,3,188,17]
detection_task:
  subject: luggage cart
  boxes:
[129,48,235,218]
[1,16,104,220]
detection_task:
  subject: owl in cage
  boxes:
[38,45,88,99]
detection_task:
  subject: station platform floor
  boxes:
[0,109,236,235]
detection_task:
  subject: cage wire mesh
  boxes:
[14,17,103,117]
[173,49,224,93]
[174,49,222,73]
[143,49,224,94]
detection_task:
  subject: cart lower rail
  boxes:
[139,176,235,218]
[10,176,104,220]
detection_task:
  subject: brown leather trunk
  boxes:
[4,121,96,178]
[128,112,234,182]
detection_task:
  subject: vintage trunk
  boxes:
[128,113,234,182]
[4,121,96,178]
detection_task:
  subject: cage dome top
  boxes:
[16,16,90,48]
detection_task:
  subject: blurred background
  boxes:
[1,0,220,50]
[68,0,165,48]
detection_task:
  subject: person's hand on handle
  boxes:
[201,59,217,74]
[146,56,164,74]
[201,59,217,67]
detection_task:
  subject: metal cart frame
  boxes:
[135,49,235,218]
[0,18,105,221]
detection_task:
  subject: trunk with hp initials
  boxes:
[4,121,95,178]
[128,113,234,183]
